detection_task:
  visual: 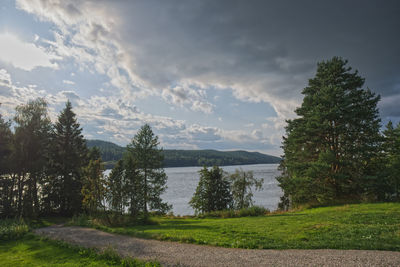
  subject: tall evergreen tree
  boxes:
[190,166,232,213]
[126,124,170,215]
[278,57,381,207]
[50,101,87,216]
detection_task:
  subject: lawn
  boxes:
[0,219,159,267]
[85,203,400,251]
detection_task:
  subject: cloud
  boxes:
[10,0,400,156]
[62,79,75,85]
[0,33,60,71]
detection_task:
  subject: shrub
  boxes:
[198,206,269,218]
[0,218,29,240]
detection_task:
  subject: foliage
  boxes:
[82,156,107,216]
[81,203,400,251]
[87,139,281,168]
[106,160,127,215]
[197,206,269,218]
[189,166,233,213]
[48,101,88,216]
[0,218,29,240]
[380,121,400,200]
[278,57,382,208]
[126,124,171,214]
[0,234,160,266]
[229,169,263,209]
[9,98,51,218]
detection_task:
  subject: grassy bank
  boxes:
[76,203,400,251]
[0,219,159,266]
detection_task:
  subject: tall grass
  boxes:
[0,218,29,240]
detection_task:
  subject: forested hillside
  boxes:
[86,140,281,168]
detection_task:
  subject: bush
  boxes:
[68,214,91,227]
[198,206,269,218]
[0,218,29,240]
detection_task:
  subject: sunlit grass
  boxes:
[80,203,400,250]
[0,234,160,267]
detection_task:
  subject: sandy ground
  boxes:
[34,225,400,267]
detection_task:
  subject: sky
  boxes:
[0,0,399,156]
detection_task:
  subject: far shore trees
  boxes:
[278,57,382,208]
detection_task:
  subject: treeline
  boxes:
[0,100,170,219]
[0,100,88,218]
[86,140,281,168]
[278,57,400,209]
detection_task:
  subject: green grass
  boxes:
[79,203,400,251]
[0,234,160,267]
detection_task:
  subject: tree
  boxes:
[127,124,171,215]
[50,101,87,216]
[106,160,127,215]
[381,121,400,200]
[229,169,263,210]
[278,57,382,208]
[189,166,232,213]
[0,107,14,217]
[81,148,106,215]
[13,98,52,217]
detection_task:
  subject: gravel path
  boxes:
[34,225,400,267]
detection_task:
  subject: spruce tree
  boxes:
[278,57,381,207]
[51,101,87,215]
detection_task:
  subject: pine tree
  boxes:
[50,101,87,216]
[229,169,263,210]
[127,124,171,215]
[278,57,381,207]
[189,166,232,213]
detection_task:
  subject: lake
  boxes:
[105,164,282,215]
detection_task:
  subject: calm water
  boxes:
[105,164,282,215]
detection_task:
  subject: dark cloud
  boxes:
[113,0,399,118]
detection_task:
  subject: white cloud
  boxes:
[62,79,75,85]
[0,33,60,71]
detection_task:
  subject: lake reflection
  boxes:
[105,164,282,215]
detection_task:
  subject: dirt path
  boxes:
[34,225,400,267]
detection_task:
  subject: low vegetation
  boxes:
[0,234,159,266]
[0,218,159,266]
[70,203,400,251]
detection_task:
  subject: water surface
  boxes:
[106,164,282,215]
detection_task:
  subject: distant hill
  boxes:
[86,139,281,168]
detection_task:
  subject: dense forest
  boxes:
[86,140,281,168]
